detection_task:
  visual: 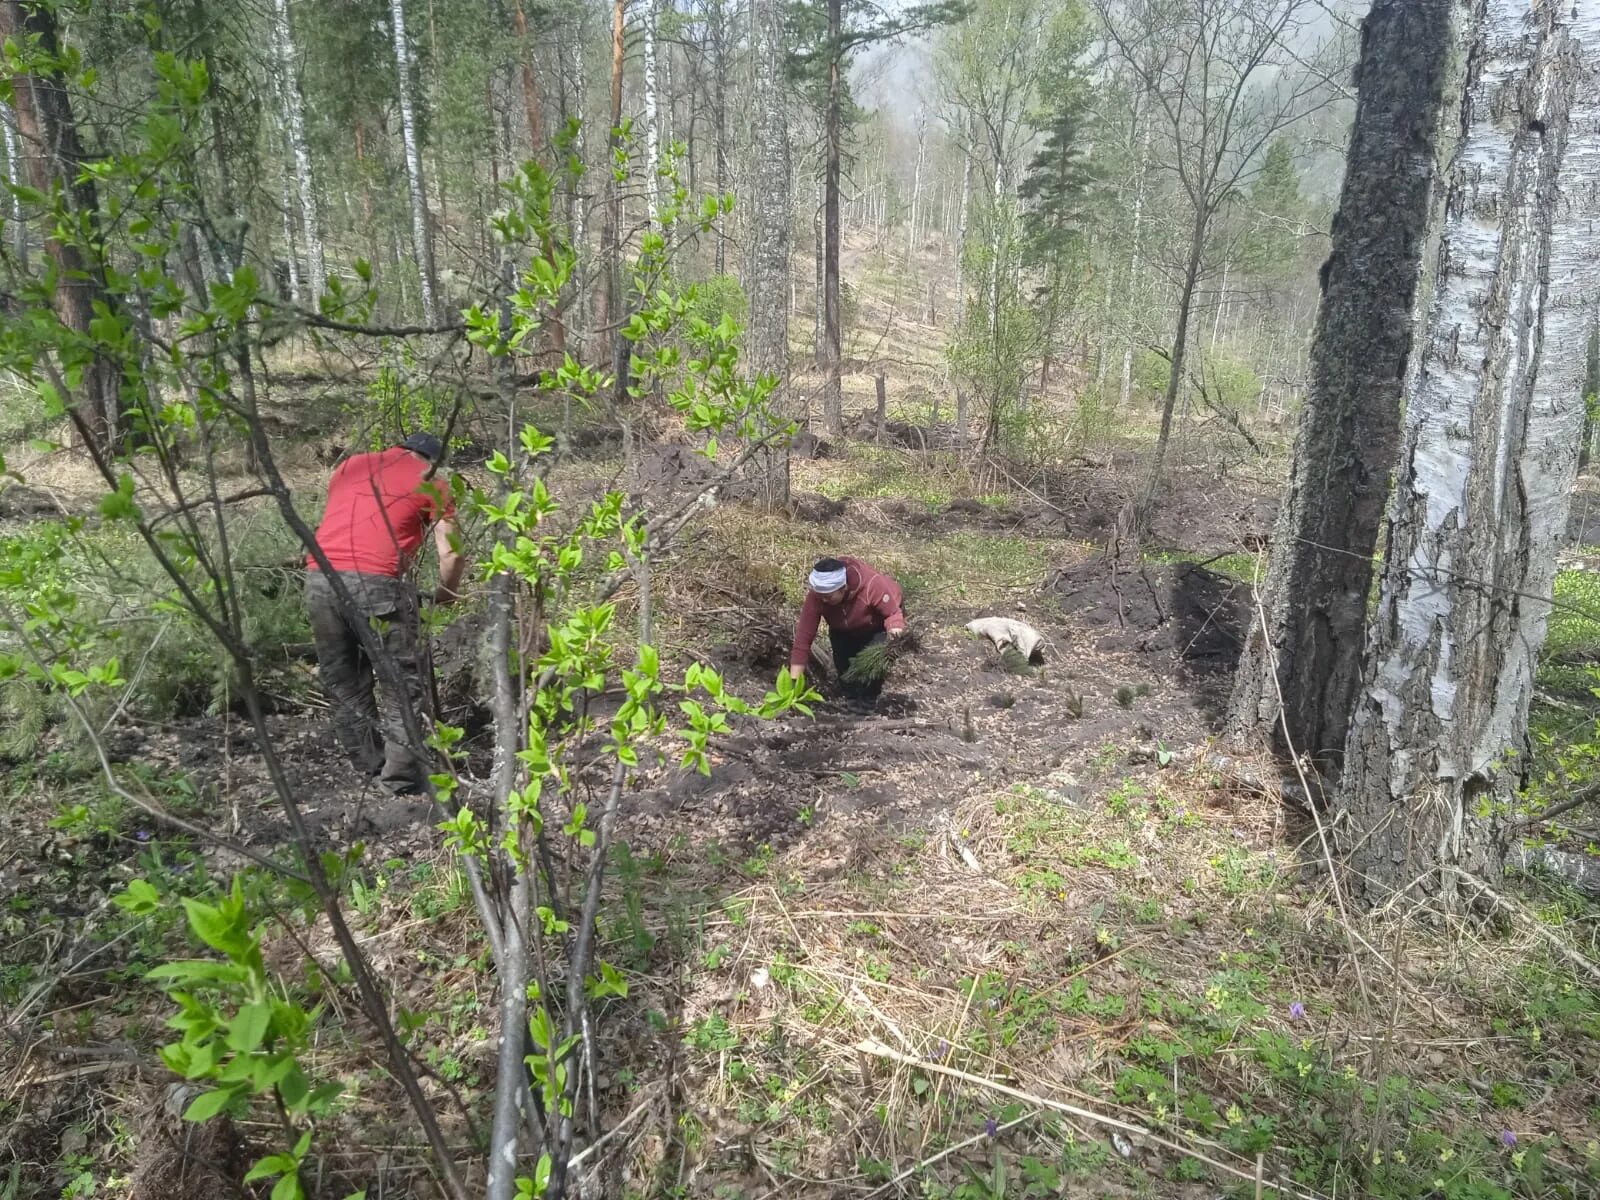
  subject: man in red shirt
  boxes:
[788,556,907,699]
[304,432,468,795]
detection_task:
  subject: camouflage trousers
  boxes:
[305,570,431,795]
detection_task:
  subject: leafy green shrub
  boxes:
[685,273,748,330]
[1198,350,1261,412]
[354,359,476,453]
[0,516,311,756]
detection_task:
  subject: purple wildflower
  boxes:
[135,829,151,843]
[1288,1002,1306,1022]
[1501,1130,1517,1148]
[984,1117,998,1139]
[937,1039,950,1060]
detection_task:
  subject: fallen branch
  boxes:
[569,1084,663,1171]
[859,1112,1038,1198]
[1452,868,1600,985]
[853,1038,1328,1200]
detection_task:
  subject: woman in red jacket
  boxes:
[788,556,907,697]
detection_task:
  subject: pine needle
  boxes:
[840,629,919,686]
[842,641,894,685]
[999,645,1033,675]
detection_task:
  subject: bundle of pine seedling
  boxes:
[841,630,919,686]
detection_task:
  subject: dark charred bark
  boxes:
[1229,0,1456,775]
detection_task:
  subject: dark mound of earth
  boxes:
[1048,558,1247,675]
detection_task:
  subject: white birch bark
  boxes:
[280,166,302,302]
[271,0,324,300]
[568,26,588,349]
[1209,259,1229,352]
[642,0,662,223]
[1119,107,1150,408]
[907,106,927,264]
[390,0,439,323]
[1,100,24,268]
[1341,0,1600,903]
[953,128,972,318]
[813,173,825,363]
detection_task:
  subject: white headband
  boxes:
[809,566,848,593]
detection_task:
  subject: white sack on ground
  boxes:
[964,617,1046,663]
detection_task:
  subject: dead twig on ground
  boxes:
[853,1038,1328,1200]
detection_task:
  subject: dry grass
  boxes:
[606,751,1600,1198]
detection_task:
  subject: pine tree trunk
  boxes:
[1228,0,1456,771]
[642,0,662,223]
[749,0,791,503]
[1340,0,1599,906]
[822,0,844,436]
[513,0,543,154]
[271,0,324,300]
[0,0,119,451]
[390,0,439,323]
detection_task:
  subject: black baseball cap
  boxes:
[399,432,444,463]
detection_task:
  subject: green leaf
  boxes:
[183,1086,240,1122]
[271,1170,305,1200]
[227,1001,271,1053]
[182,897,249,957]
[244,1154,296,1183]
[113,878,161,915]
[304,1082,344,1115]
[144,959,248,986]
[277,1064,311,1111]
[98,473,140,522]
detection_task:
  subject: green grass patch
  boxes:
[1145,547,1262,583]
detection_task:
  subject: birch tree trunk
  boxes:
[1119,106,1149,409]
[389,0,439,324]
[1229,0,1457,771]
[1340,0,1600,906]
[711,0,729,274]
[642,0,662,223]
[280,166,303,302]
[604,0,627,393]
[1,99,26,268]
[749,0,791,503]
[953,127,972,434]
[565,17,588,352]
[822,0,844,435]
[813,174,825,366]
[906,107,927,264]
[272,0,324,300]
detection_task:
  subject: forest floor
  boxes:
[4,241,1600,1199]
